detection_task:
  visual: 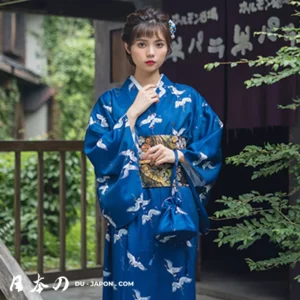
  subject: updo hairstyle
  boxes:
[121,7,173,66]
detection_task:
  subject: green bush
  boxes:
[205,2,300,281]
[0,151,96,262]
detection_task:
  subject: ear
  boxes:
[124,43,131,54]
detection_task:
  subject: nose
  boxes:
[146,45,155,57]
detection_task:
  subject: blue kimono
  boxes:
[84,74,222,300]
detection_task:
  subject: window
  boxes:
[110,29,134,83]
[3,12,25,62]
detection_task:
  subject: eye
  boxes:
[156,43,165,48]
[137,42,146,48]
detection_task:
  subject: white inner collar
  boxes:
[129,74,164,91]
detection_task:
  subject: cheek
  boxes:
[130,48,143,61]
[158,48,168,61]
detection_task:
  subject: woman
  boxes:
[84,7,223,300]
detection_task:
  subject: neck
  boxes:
[133,69,161,87]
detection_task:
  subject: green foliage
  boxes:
[0,219,14,246]
[0,79,20,140]
[0,151,96,263]
[0,17,98,271]
[205,2,300,282]
[42,16,95,140]
[65,213,97,267]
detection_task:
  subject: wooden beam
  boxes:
[0,0,31,7]
[0,239,43,300]
[0,58,41,85]
[0,0,136,21]
[0,140,84,152]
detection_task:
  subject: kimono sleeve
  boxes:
[181,89,223,205]
[180,90,223,235]
[84,91,143,229]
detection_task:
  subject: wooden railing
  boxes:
[0,141,105,284]
[0,238,43,300]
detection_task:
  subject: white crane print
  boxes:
[186,241,192,247]
[192,152,208,166]
[105,233,110,242]
[102,212,116,228]
[199,193,206,202]
[172,276,192,292]
[113,228,128,244]
[127,194,150,212]
[202,161,216,170]
[121,162,139,179]
[172,128,186,137]
[89,116,96,126]
[99,182,109,195]
[141,209,161,225]
[175,97,192,108]
[127,251,147,271]
[157,80,166,98]
[204,184,212,193]
[120,149,138,163]
[158,235,177,243]
[96,138,108,150]
[169,85,185,96]
[113,116,130,130]
[132,289,151,300]
[103,270,111,277]
[139,113,162,128]
[97,176,110,183]
[96,113,109,127]
[103,105,112,113]
[164,259,182,276]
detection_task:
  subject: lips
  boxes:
[145,60,155,65]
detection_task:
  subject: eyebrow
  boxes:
[135,38,166,42]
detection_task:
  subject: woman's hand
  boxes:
[127,84,159,130]
[143,145,175,166]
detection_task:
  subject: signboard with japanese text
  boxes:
[161,0,296,129]
[161,1,226,120]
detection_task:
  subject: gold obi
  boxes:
[138,135,189,188]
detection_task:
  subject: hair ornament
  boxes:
[168,19,176,39]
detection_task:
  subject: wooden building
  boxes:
[0,7,55,139]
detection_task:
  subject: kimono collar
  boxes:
[125,74,171,99]
[129,74,164,91]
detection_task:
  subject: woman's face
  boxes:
[126,29,168,74]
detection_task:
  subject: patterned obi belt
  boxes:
[137,135,189,188]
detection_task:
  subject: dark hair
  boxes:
[121,7,172,66]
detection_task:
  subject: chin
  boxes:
[140,67,159,73]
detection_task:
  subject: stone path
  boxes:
[40,271,287,300]
[42,285,222,300]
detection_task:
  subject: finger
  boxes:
[148,92,158,98]
[150,95,159,102]
[153,151,164,163]
[149,144,163,153]
[152,97,159,104]
[149,148,164,161]
[144,144,162,158]
[154,157,166,166]
[143,84,157,91]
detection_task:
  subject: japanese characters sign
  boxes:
[162,0,296,128]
